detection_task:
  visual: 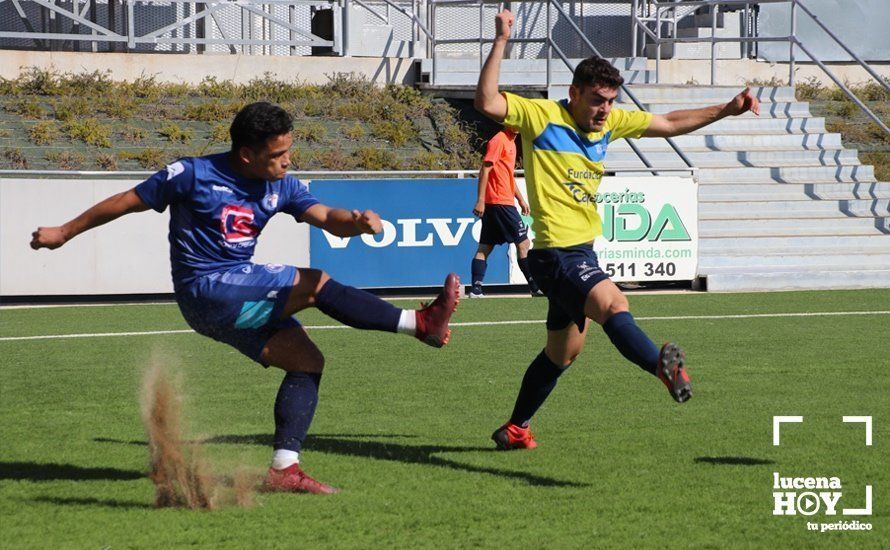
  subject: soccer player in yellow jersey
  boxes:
[476,10,760,450]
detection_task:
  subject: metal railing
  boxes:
[425,0,696,176]
[632,0,890,136]
[1,0,338,54]
[0,167,697,178]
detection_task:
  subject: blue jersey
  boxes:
[135,153,319,289]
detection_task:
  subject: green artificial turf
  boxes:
[1,290,887,548]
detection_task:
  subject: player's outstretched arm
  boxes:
[474,10,514,122]
[30,188,149,250]
[301,203,382,237]
[642,87,760,138]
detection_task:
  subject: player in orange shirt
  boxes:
[470,129,543,297]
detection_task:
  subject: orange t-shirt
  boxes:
[482,131,517,206]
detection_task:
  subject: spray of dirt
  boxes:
[141,363,219,509]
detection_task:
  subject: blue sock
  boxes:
[471,258,487,289]
[273,371,322,452]
[509,350,570,427]
[602,311,659,375]
[315,279,401,332]
[517,257,539,292]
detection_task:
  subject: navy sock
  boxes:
[509,350,569,427]
[315,279,401,332]
[471,258,487,288]
[273,371,322,452]
[517,257,539,292]
[602,311,659,375]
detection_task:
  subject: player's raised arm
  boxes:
[300,203,383,237]
[643,87,760,138]
[474,10,514,122]
[30,187,149,250]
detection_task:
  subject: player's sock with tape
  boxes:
[315,279,401,332]
[272,371,321,465]
[508,350,570,426]
[602,311,659,375]
[471,259,486,293]
[517,257,539,292]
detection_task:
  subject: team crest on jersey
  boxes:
[220,205,259,243]
[165,161,185,181]
[262,193,279,211]
[264,263,285,273]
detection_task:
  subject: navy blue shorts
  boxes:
[480,204,529,245]
[528,246,610,331]
[175,263,300,366]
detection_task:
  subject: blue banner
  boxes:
[309,179,508,288]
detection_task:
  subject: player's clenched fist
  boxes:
[495,10,514,42]
[30,226,67,250]
[351,209,383,234]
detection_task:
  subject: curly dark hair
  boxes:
[230,102,293,151]
[572,56,624,89]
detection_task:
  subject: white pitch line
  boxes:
[1,310,889,342]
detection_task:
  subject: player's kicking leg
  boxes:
[284,269,460,347]
[586,279,692,403]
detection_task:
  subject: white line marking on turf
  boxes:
[1,310,889,342]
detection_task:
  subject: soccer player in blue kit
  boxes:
[30,102,460,494]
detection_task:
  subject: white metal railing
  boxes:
[0,167,697,178]
[632,0,890,136]
[0,0,338,53]
[424,0,696,176]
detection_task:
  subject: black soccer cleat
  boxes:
[657,343,692,403]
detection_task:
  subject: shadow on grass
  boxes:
[0,461,143,482]
[211,433,588,488]
[28,496,152,509]
[694,456,776,466]
[95,434,587,488]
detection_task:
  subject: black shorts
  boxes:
[528,245,611,331]
[480,204,529,246]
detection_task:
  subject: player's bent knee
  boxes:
[278,349,325,373]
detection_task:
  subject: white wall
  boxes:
[0,178,310,296]
[0,51,417,85]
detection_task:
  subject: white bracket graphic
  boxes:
[843,485,873,515]
[842,416,873,446]
[773,416,804,446]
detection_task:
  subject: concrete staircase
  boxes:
[612,85,890,291]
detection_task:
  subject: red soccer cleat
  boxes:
[264,464,338,494]
[415,273,461,348]
[657,342,692,403]
[491,422,538,450]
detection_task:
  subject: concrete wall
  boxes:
[0,50,417,85]
[647,58,890,87]
[757,0,890,63]
[1,178,310,296]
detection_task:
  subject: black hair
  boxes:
[572,56,624,89]
[229,102,293,151]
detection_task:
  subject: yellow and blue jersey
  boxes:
[502,92,652,248]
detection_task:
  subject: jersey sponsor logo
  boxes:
[262,193,279,211]
[166,161,185,181]
[220,205,259,244]
[212,184,234,194]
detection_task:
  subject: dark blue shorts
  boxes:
[480,204,529,245]
[528,245,610,331]
[175,263,300,366]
